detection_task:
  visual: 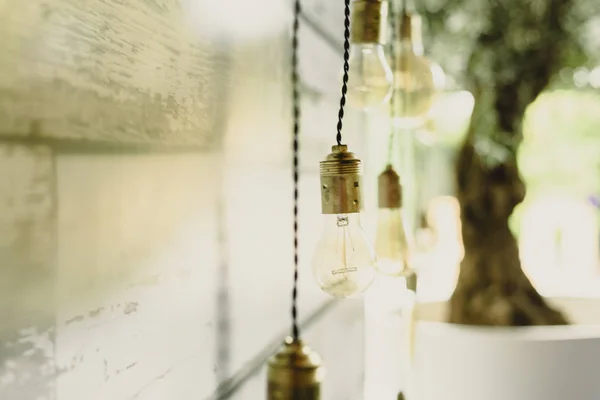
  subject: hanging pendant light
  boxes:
[374,9,419,397]
[312,0,378,298]
[313,145,377,298]
[345,0,394,111]
[268,337,324,398]
[391,7,444,129]
[267,0,323,398]
[374,5,416,280]
[375,164,414,277]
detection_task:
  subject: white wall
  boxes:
[0,0,369,399]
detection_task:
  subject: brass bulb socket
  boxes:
[320,145,363,215]
[267,337,323,399]
[405,270,418,292]
[399,12,423,44]
[351,0,389,44]
[399,11,412,41]
[378,164,402,209]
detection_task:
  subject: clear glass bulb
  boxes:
[346,44,393,111]
[312,213,377,298]
[391,41,438,129]
[415,211,436,254]
[375,208,413,277]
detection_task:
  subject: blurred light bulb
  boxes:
[312,213,377,297]
[415,211,435,253]
[346,44,394,110]
[391,13,442,129]
[313,145,377,298]
[375,165,414,276]
[376,208,412,276]
[392,49,436,127]
[345,0,393,111]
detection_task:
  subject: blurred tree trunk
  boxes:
[448,0,573,326]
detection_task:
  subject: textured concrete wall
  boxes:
[0,0,368,399]
[0,0,223,147]
[54,154,221,399]
[0,144,56,400]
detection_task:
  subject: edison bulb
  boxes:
[392,47,437,128]
[312,213,377,298]
[346,44,393,111]
[375,208,413,276]
[391,12,443,128]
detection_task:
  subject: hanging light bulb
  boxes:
[375,164,414,277]
[266,0,324,397]
[346,0,394,111]
[267,336,324,399]
[391,11,443,128]
[312,145,377,298]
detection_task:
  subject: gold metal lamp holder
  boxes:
[319,145,364,215]
[267,337,324,399]
[378,164,402,209]
[351,0,389,45]
[399,10,413,42]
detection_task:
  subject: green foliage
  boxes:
[414,0,600,235]
[510,90,600,235]
[416,0,600,89]
[519,90,600,197]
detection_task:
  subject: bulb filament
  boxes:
[332,215,357,276]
